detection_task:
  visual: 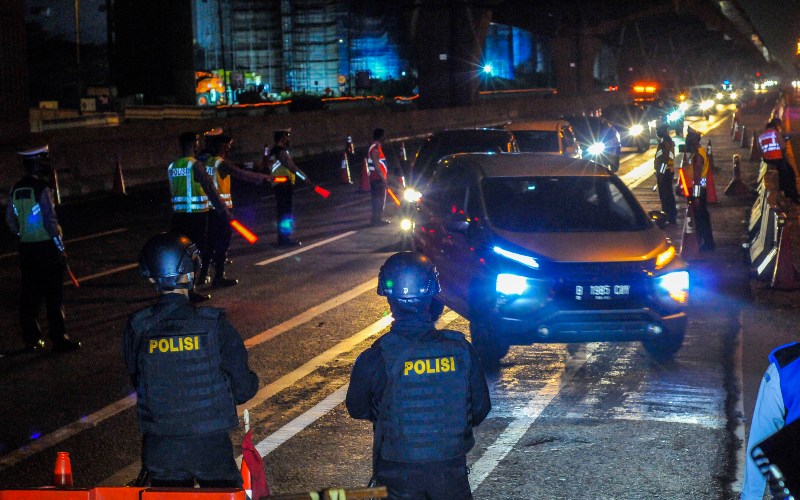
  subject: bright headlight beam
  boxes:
[496,273,529,295]
[629,124,644,136]
[587,142,605,155]
[493,246,539,269]
[655,246,675,269]
[403,188,422,203]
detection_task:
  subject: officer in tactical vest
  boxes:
[122,233,259,487]
[346,252,491,499]
[5,145,81,353]
[262,130,301,247]
[654,122,678,224]
[685,127,715,251]
[742,342,800,499]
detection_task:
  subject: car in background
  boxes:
[641,99,685,137]
[564,115,622,172]
[601,104,652,153]
[503,119,581,158]
[685,85,718,117]
[412,152,689,365]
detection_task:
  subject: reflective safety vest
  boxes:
[769,342,800,425]
[378,330,474,463]
[168,157,209,213]
[684,146,709,193]
[655,138,675,173]
[130,304,239,436]
[206,157,233,208]
[11,177,51,242]
[267,146,296,186]
[759,129,784,160]
[367,141,388,181]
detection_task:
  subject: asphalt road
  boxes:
[0,105,775,498]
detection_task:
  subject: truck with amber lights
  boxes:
[413,152,689,365]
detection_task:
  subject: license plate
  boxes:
[574,284,630,301]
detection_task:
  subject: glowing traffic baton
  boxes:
[293,168,331,198]
[230,219,258,244]
[387,187,401,206]
[677,168,690,197]
[66,264,80,288]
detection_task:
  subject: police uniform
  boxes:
[346,323,491,499]
[654,132,678,224]
[368,138,389,224]
[122,292,258,486]
[686,131,715,251]
[742,342,800,499]
[5,146,79,352]
[758,126,799,202]
[265,135,300,246]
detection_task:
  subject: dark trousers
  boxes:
[657,171,678,223]
[143,432,241,487]
[207,210,232,277]
[170,212,209,281]
[274,182,294,241]
[376,457,472,500]
[19,241,66,346]
[767,159,799,201]
[692,190,715,250]
[370,179,387,222]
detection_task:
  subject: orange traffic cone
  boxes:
[750,131,762,162]
[53,451,73,487]
[680,202,701,260]
[706,141,718,203]
[52,168,63,205]
[359,157,371,193]
[113,157,127,195]
[346,135,355,156]
[725,154,752,197]
[241,454,253,500]
[339,152,352,184]
[771,215,800,289]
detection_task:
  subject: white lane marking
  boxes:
[62,263,139,286]
[255,231,357,266]
[732,312,746,495]
[1,228,129,261]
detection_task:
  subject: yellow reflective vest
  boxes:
[168,157,209,213]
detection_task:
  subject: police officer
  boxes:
[122,233,259,487]
[368,128,390,225]
[263,130,301,247]
[168,132,233,301]
[5,146,81,353]
[346,252,491,499]
[685,127,715,251]
[654,122,678,224]
[758,118,799,202]
[202,133,272,287]
[741,342,800,499]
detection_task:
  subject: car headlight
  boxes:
[400,218,413,231]
[629,124,644,136]
[496,273,530,295]
[655,270,689,304]
[493,245,539,269]
[730,91,738,100]
[716,92,723,100]
[587,142,605,155]
[700,99,714,110]
[678,102,689,111]
[403,188,422,203]
[655,245,676,270]
[648,119,657,128]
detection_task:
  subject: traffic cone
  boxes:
[706,141,718,203]
[113,156,127,195]
[732,122,740,141]
[241,453,253,500]
[771,215,800,290]
[750,131,762,162]
[726,154,752,197]
[680,202,701,260]
[53,451,73,487]
[730,112,737,132]
[52,168,63,205]
[359,157,371,192]
[739,125,748,148]
[346,135,355,156]
[339,151,352,184]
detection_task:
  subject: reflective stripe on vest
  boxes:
[268,146,296,185]
[168,158,209,212]
[207,157,233,208]
[655,140,675,170]
[759,129,783,160]
[367,142,388,180]
[12,186,51,242]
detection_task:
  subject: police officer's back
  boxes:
[122,233,258,487]
[346,252,491,499]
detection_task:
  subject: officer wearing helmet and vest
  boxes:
[122,233,258,487]
[654,122,678,224]
[262,130,301,247]
[685,127,715,251]
[346,252,491,499]
[758,118,799,202]
[368,128,390,225]
[5,145,81,353]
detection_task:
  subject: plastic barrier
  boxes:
[770,212,800,290]
[725,154,752,197]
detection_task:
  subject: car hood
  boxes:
[492,227,669,263]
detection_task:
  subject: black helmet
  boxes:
[139,233,201,290]
[377,252,440,299]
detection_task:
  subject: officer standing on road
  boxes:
[168,131,233,301]
[123,233,259,487]
[654,122,678,224]
[5,146,81,353]
[685,127,715,251]
[741,342,800,499]
[202,133,272,287]
[263,130,301,247]
[346,252,491,499]
[368,128,390,225]
[758,118,799,203]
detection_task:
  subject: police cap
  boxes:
[18,145,49,160]
[274,130,290,143]
[685,126,701,143]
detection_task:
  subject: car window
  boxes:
[411,133,512,186]
[427,163,470,217]
[513,130,560,153]
[481,176,649,232]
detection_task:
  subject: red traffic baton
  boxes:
[230,219,258,244]
[66,265,80,288]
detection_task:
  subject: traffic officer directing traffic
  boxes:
[758,118,799,202]
[654,122,678,224]
[346,252,491,499]
[5,145,81,353]
[122,233,259,487]
[741,342,800,499]
[263,130,301,246]
[368,128,390,225]
[167,131,233,301]
[201,133,272,287]
[685,127,715,251]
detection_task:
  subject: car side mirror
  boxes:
[444,214,469,234]
[678,144,686,153]
[648,210,668,230]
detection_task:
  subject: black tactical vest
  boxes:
[378,329,473,462]
[131,304,239,436]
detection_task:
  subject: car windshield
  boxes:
[412,134,510,184]
[512,130,560,153]
[482,175,650,232]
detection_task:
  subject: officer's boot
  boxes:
[211,260,238,288]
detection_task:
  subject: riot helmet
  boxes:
[378,250,440,302]
[139,233,201,291]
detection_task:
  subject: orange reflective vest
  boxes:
[206,157,233,208]
[367,141,388,181]
[758,129,784,160]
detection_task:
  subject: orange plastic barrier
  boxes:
[0,488,244,500]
